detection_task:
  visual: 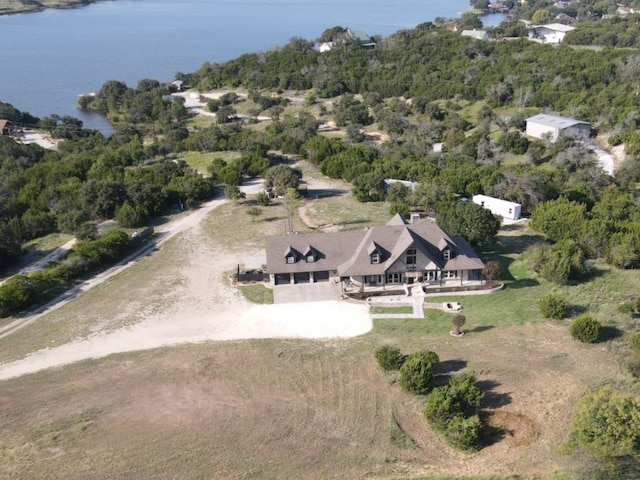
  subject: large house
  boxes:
[265,214,485,292]
[525,113,591,142]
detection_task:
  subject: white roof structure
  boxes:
[533,23,575,33]
[526,113,589,129]
[461,30,489,41]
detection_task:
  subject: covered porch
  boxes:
[341,269,486,297]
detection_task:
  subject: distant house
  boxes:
[525,113,591,142]
[0,119,18,136]
[461,30,489,41]
[265,214,485,291]
[317,30,375,52]
[347,29,376,49]
[617,5,640,15]
[384,179,420,192]
[318,41,334,52]
[171,80,185,92]
[488,2,509,13]
[528,23,575,43]
[472,194,521,221]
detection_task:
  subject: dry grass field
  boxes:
[0,163,636,479]
[0,320,622,479]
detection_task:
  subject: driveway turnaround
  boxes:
[273,282,340,304]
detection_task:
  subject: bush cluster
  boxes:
[424,373,484,452]
[0,231,133,318]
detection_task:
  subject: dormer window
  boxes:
[306,254,315,263]
[284,246,302,264]
[371,253,381,264]
[443,248,451,260]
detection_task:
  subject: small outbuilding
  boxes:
[461,30,489,41]
[528,23,575,43]
[525,113,591,142]
[472,194,521,221]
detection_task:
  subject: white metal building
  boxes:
[461,30,489,41]
[525,113,591,142]
[528,23,575,44]
[473,194,521,221]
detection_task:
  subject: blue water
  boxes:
[0,0,505,130]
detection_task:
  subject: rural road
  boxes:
[0,177,264,340]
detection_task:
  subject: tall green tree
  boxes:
[436,200,500,247]
[529,197,587,243]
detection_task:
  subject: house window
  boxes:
[386,272,402,284]
[406,247,416,265]
[306,255,315,263]
[365,275,382,285]
[443,270,457,279]
[443,248,451,260]
[286,255,295,264]
[425,271,438,281]
[508,208,512,214]
[371,253,380,264]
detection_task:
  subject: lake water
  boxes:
[0,0,505,131]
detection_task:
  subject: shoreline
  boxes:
[0,0,106,16]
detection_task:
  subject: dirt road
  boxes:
[0,176,371,380]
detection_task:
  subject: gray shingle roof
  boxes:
[265,214,484,275]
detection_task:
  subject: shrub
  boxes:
[0,275,36,318]
[482,260,503,282]
[443,414,482,452]
[424,373,484,452]
[538,293,566,319]
[630,333,640,352]
[255,191,270,206]
[375,345,406,371]
[452,314,466,335]
[568,386,640,457]
[570,315,602,343]
[626,356,640,378]
[618,303,635,314]
[398,350,439,395]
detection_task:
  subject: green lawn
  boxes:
[238,284,273,304]
[182,151,241,176]
[371,305,414,315]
